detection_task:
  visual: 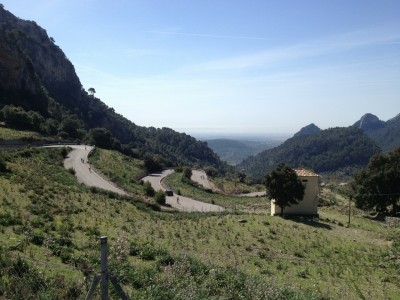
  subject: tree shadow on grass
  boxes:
[285,215,332,230]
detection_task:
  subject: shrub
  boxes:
[174,166,183,173]
[60,147,68,159]
[143,181,155,197]
[0,153,8,172]
[0,212,22,226]
[183,167,192,180]
[154,190,166,205]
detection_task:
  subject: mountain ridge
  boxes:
[237,126,382,178]
[352,113,400,151]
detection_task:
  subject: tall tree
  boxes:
[264,164,305,217]
[352,147,400,214]
[85,127,118,149]
[238,171,246,183]
[88,87,96,96]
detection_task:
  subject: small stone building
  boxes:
[270,168,319,216]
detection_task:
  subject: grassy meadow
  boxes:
[0,145,399,299]
[0,126,43,139]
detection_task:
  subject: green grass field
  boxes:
[0,126,42,139]
[0,145,399,299]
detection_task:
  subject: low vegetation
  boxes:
[89,148,146,196]
[0,144,399,299]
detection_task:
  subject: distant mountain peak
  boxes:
[294,123,321,137]
[353,113,385,131]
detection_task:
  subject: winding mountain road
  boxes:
[46,145,255,211]
[45,145,128,196]
[142,170,224,212]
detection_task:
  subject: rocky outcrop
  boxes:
[353,113,400,151]
[353,113,385,131]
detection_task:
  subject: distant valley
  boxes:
[204,137,284,165]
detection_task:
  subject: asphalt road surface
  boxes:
[45,145,249,210]
[46,145,128,196]
[142,170,224,212]
[191,169,213,190]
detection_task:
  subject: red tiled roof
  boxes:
[295,168,319,177]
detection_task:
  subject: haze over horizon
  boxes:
[2,0,399,136]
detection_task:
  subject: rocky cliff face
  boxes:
[353,113,385,131]
[0,5,131,141]
[0,5,82,112]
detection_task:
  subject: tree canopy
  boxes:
[85,127,119,150]
[352,147,400,215]
[88,87,96,96]
[264,164,305,217]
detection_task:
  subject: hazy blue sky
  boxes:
[2,0,400,136]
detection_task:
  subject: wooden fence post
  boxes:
[100,236,109,300]
[85,236,129,300]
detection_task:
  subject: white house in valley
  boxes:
[270,168,319,216]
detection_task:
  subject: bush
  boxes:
[143,181,155,197]
[183,167,192,180]
[0,212,22,226]
[60,147,68,159]
[0,153,7,172]
[154,190,166,205]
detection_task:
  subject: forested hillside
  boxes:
[237,127,381,178]
[353,113,400,151]
[0,6,225,171]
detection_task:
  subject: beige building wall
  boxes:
[271,169,319,216]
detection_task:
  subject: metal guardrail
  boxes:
[0,139,77,150]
